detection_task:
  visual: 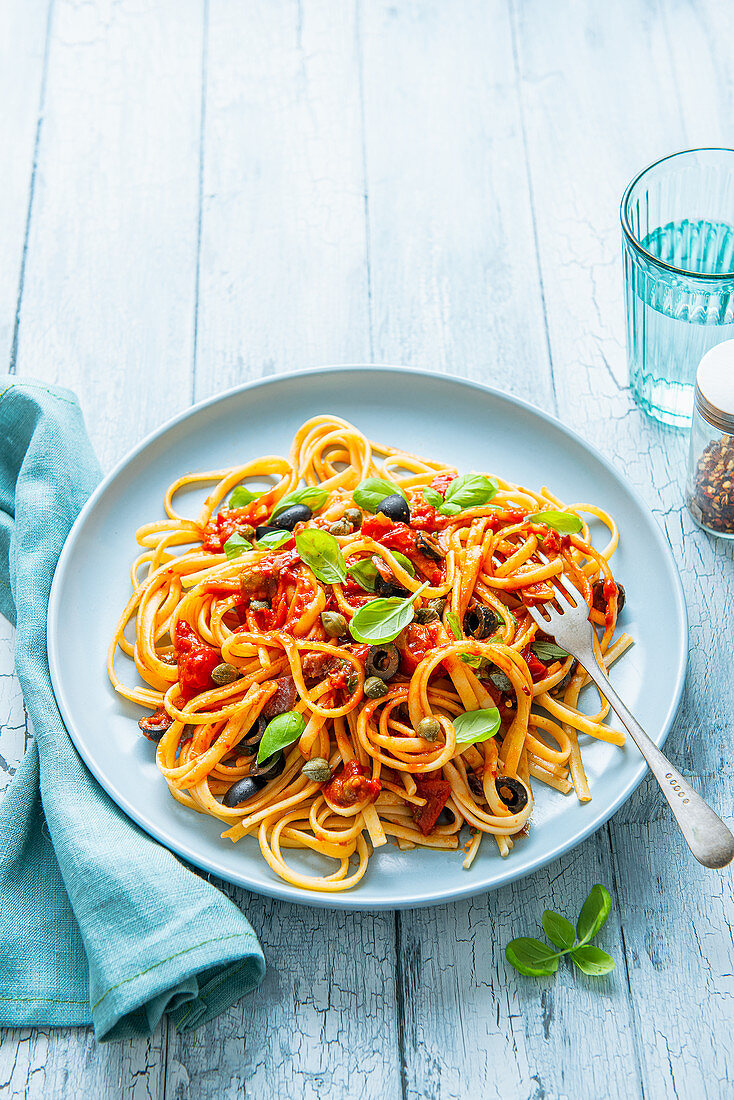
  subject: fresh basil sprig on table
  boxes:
[434,474,499,516]
[505,884,615,977]
[531,640,569,661]
[295,530,347,584]
[352,478,408,513]
[223,532,252,560]
[349,581,429,644]
[257,711,307,764]
[256,528,292,549]
[453,707,501,747]
[271,485,328,519]
[526,509,583,535]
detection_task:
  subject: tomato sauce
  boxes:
[174,621,220,699]
[413,778,451,834]
[361,516,443,584]
[324,760,381,806]
[520,643,548,682]
[398,621,442,675]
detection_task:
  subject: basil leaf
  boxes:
[460,654,486,668]
[453,707,501,747]
[445,611,462,639]
[570,945,615,976]
[526,509,583,535]
[223,532,252,560]
[542,911,576,951]
[347,558,379,592]
[353,478,408,513]
[256,710,307,764]
[349,581,429,644]
[423,486,444,509]
[391,551,415,577]
[505,937,560,977]
[488,667,513,694]
[439,473,498,515]
[229,486,261,509]
[271,486,328,519]
[256,528,291,549]
[576,884,612,944]
[531,640,569,661]
[295,529,347,585]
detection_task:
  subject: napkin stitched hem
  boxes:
[91,931,255,1012]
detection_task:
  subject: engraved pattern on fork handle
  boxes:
[574,641,734,869]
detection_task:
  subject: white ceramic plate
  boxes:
[47,367,687,910]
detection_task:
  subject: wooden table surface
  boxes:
[1,1,733,1097]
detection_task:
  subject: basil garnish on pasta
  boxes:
[223,532,252,560]
[438,474,498,516]
[257,711,307,764]
[353,478,408,513]
[229,485,261,508]
[295,529,347,585]
[347,558,379,592]
[453,707,501,747]
[271,485,328,519]
[256,528,291,549]
[531,640,569,661]
[349,581,429,643]
[526,509,583,534]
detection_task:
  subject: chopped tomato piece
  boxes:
[174,621,220,699]
[323,760,381,807]
[397,621,442,675]
[520,644,548,682]
[413,779,451,835]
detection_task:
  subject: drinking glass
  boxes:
[621,148,734,427]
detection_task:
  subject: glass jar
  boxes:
[685,339,734,538]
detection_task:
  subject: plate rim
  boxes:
[47,365,688,910]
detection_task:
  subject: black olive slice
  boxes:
[374,574,409,598]
[240,715,269,754]
[249,750,286,784]
[495,775,529,813]
[270,504,313,531]
[415,532,442,561]
[592,579,626,614]
[365,643,400,681]
[462,605,497,639]
[377,493,411,523]
[222,776,261,807]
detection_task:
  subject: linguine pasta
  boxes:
[108,415,631,893]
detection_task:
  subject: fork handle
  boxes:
[576,646,734,869]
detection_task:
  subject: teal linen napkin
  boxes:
[0,378,265,1041]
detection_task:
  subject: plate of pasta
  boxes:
[47,367,687,908]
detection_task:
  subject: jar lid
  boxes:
[695,340,734,433]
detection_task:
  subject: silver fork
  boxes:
[526,569,734,869]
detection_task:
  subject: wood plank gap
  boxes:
[8,0,54,377]
[507,0,558,416]
[354,0,375,363]
[393,911,408,1100]
[191,0,211,403]
[606,822,648,1100]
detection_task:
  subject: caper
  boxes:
[321,611,348,637]
[328,519,352,537]
[236,523,256,541]
[345,508,362,528]
[364,676,389,699]
[417,716,440,741]
[427,597,447,617]
[414,607,439,624]
[250,599,270,610]
[301,757,331,783]
[211,662,242,686]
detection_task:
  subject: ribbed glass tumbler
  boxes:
[621,148,734,427]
